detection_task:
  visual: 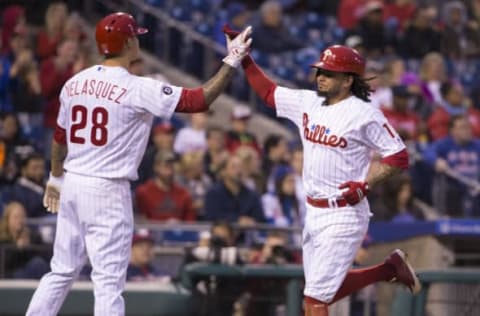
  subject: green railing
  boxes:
[391,269,480,316]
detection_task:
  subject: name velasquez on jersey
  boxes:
[58,65,182,180]
[64,77,127,104]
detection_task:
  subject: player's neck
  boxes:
[102,56,130,69]
[323,92,352,106]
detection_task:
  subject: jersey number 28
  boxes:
[70,105,109,146]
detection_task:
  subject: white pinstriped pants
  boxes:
[26,172,133,316]
[302,201,370,303]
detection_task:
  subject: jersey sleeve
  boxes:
[361,109,406,157]
[56,85,68,129]
[274,87,308,127]
[132,77,182,118]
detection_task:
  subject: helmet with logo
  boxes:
[95,12,148,56]
[310,45,366,76]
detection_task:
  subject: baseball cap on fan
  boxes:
[231,105,252,120]
[132,228,154,245]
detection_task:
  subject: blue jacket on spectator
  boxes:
[204,181,266,223]
[423,136,480,181]
[6,178,46,218]
[0,56,13,112]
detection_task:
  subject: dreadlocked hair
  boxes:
[350,74,375,102]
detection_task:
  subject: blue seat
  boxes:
[274,66,295,80]
[188,0,211,13]
[170,6,192,22]
[194,22,213,36]
[162,230,199,243]
[251,50,269,68]
[305,12,327,30]
[146,0,167,8]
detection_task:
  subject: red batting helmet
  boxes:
[95,12,148,56]
[311,45,366,76]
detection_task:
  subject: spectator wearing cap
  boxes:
[135,151,196,222]
[441,1,480,60]
[204,154,265,225]
[136,122,175,186]
[173,112,208,154]
[344,35,366,56]
[428,82,480,141]
[382,85,422,141]
[225,105,260,154]
[348,1,391,58]
[127,229,168,281]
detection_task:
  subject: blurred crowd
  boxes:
[0,0,478,297]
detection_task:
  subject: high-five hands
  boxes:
[43,173,64,213]
[339,181,370,206]
[222,25,252,68]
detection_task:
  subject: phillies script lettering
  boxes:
[303,113,347,148]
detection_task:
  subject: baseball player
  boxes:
[224,27,421,316]
[26,13,252,316]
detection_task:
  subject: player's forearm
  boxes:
[242,56,277,107]
[50,141,67,177]
[365,162,401,187]
[202,63,236,105]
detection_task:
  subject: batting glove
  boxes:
[339,181,370,206]
[222,25,252,68]
[43,173,64,213]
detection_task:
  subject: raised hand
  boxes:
[222,25,252,68]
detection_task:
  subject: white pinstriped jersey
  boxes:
[57,65,182,180]
[274,87,405,199]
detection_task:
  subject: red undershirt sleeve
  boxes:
[381,148,409,170]
[53,124,67,145]
[175,88,208,113]
[241,55,277,108]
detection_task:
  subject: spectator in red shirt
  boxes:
[1,5,27,55]
[36,2,68,61]
[337,0,368,30]
[135,151,196,222]
[382,85,421,141]
[428,82,480,140]
[40,39,77,158]
[40,39,77,128]
[383,0,416,31]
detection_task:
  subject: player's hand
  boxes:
[222,25,252,68]
[43,173,64,213]
[223,24,241,39]
[339,181,370,206]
